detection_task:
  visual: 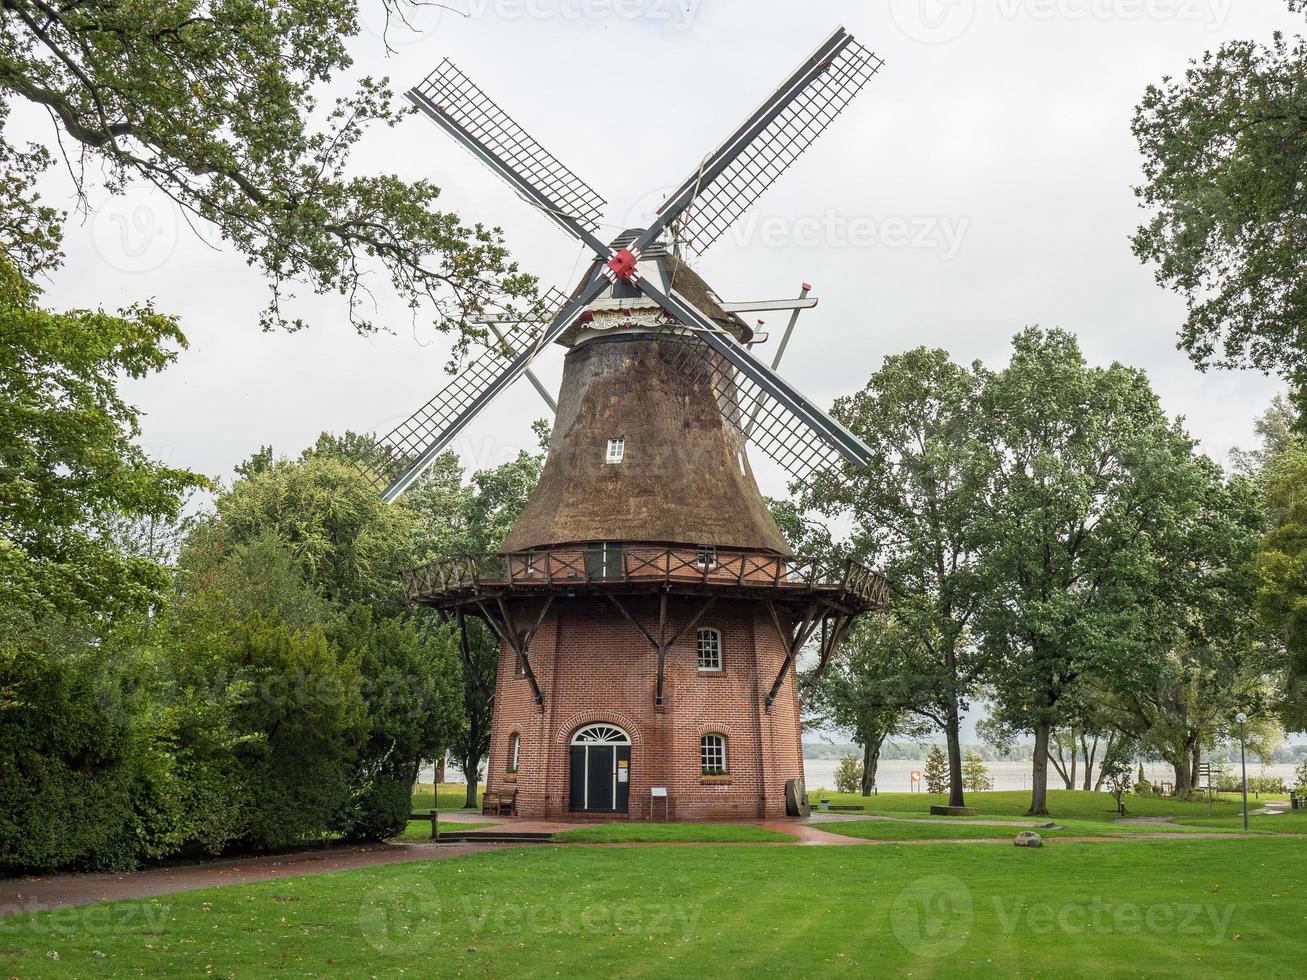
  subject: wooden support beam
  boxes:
[476,598,546,707]
[802,613,853,699]
[608,593,716,707]
[764,600,822,711]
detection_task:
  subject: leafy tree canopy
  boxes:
[1253,446,1307,728]
[1133,1,1307,388]
[0,256,207,620]
[0,0,536,339]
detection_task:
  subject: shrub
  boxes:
[1297,759,1307,793]
[336,770,413,841]
[834,755,864,794]
[923,745,949,794]
[0,615,138,872]
[962,752,993,792]
[226,617,367,850]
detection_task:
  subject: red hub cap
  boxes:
[606,248,639,282]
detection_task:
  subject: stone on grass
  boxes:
[1014,831,1043,848]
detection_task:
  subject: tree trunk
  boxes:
[461,749,481,809]
[944,699,966,808]
[861,736,884,797]
[1081,734,1097,792]
[1047,735,1073,790]
[435,755,446,784]
[1093,733,1117,793]
[1190,744,1202,792]
[1171,753,1192,797]
[1029,721,1051,815]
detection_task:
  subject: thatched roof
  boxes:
[500,334,792,556]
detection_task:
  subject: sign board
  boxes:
[650,786,668,798]
[618,769,628,783]
[910,771,922,782]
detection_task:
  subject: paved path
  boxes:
[0,841,511,918]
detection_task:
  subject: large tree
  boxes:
[0,0,534,336]
[1132,1,1307,400]
[1123,468,1271,794]
[804,615,934,796]
[805,348,994,809]
[979,328,1207,815]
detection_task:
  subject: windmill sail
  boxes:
[657,29,882,255]
[364,288,571,500]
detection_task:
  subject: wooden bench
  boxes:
[482,789,518,817]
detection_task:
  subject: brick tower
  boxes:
[361,29,889,819]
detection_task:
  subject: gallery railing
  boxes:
[401,546,889,610]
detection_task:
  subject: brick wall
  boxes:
[485,595,804,821]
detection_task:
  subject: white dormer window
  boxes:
[606,438,625,464]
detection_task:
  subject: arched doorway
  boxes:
[569,724,631,814]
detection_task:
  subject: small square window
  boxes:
[696,545,717,570]
[697,628,722,671]
[606,438,625,464]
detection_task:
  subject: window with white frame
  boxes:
[697,628,722,671]
[508,732,521,772]
[696,545,717,570]
[701,733,727,774]
[605,437,625,464]
[524,552,537,574]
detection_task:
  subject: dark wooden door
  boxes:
[569,744,631,813]
[586,745,614,811]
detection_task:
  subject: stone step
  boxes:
[437,831,556,844]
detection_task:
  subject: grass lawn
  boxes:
[4,838,1304,977]
[390,820,496,843]
[1171,809,1307,835]
[553,823,798,844]
[409,782,483,812]
[808,788,1256,822]
[816,817,1239,842]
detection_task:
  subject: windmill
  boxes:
[364,26,883,503]
[367,27,891,822]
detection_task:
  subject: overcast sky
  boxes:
[15,0,1295,494]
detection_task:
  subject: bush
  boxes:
[834,756,864,794]
[336,771,413,841]
[226,617,367,850]
[1297,759,1307,793]
[962,752,993,792]
[1212,775,1288,795]
[0,615,138,872]
[923,745,949,794]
